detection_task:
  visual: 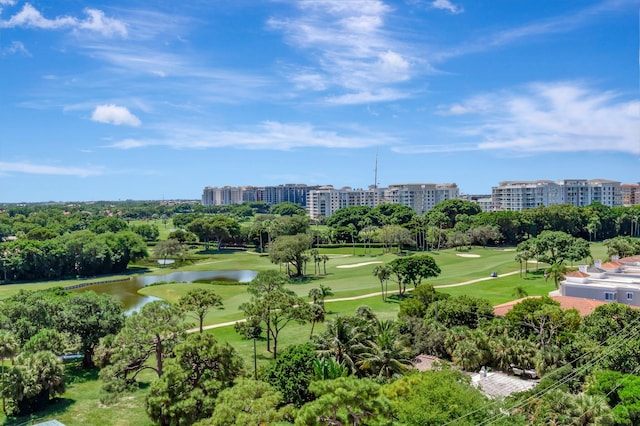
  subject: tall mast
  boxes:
[374,146,379,190]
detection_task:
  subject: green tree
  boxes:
[3,351,65,416]
[389,254,441,296]
[130,222,160,242]
[207,378,283,426]
[21,329,66,355]
[270,202,306,216]
[153,239,183,265]
[57,291,125,368]
[545,262,570,289]
[315,316,366,375]
[178,288,224,333]
[295,377,392,426]
[357,322,413,379]
[529,230,591,265]
[145,333,243,426]
[241,289,311,359]
[0,330,18,413]
[268,233,313,277]
[372,264,393,301]
[99,301,184,395]
[425,295,494,329]
[262,343,316,407]
[188,216,240,251]
[383,369,510,425]
[167,229,197,244]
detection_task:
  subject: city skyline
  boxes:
[1,0,639,203]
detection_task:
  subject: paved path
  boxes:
[192,269,521,333]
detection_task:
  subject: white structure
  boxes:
[306,186,382,220]
[384,183,459,215]
[561,256,640,306]
[559,179,622,207]
[202,184,318,207]
[306,183,460,219]
[492,179,622,211]
[491,180,562,211]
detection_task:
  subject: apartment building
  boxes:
[491,180,562,211]
[621,183,640,206]
[385,183,459,215]
[559,179,622,207]
[201,184,319,207]
[306,186,382,220]
[491,179,622,211]
[306,183,459,219]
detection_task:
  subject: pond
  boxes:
[75,270,258,313]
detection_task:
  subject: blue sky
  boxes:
[1,0,639,202]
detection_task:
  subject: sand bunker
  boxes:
[456,253,481,258]
[336,261,383,269]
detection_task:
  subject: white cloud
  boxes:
[91,104,141,127]
[430,82,640,155]
[2,40,30,56]
[431,0,463,14]
[0,161,103,177]
[434,0,633,61]
[106,121,396,151]
[325,88,410,105]
[268,0,421,104]
[0,4,127,37]
[75,8,127,37]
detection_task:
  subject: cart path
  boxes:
[191,269,521,332]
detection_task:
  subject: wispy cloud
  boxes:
[0,3,127,37]
[268,0,420,104]
[0,161,104,177]
[400,81,640,155]
[91,104,141,127]
[431,0,463,14]
[435,0,636,61]
[1,40,30,56]
[106,121,396,151]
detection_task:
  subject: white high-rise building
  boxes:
[492,179,622,211]
[306,183,459,219]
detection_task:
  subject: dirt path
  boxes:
[193,269,521,332]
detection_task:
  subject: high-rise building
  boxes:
[621,183,640,206]
[306,183,459,219]
[202,184,318,207]
[491,180,562,211]
[491,179,622,211]
[384,183,459,215]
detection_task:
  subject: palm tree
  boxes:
[315,316,364,374]
[545,262,569,289]
[0,330,18,413]
[372,264,392,301]
[319,284,333,307]
[573,393,615,425]
[309,304,325,339]
[357,328,413,379]
[313,357,348,381]
[309,287,323,305]
[512,285,528,299]
[321,254,329,275]
[489,334,517,372]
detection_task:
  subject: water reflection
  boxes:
[75,270,257,313]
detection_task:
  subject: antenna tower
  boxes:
[374,146,379,190]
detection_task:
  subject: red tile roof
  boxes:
[566,271,590,278]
